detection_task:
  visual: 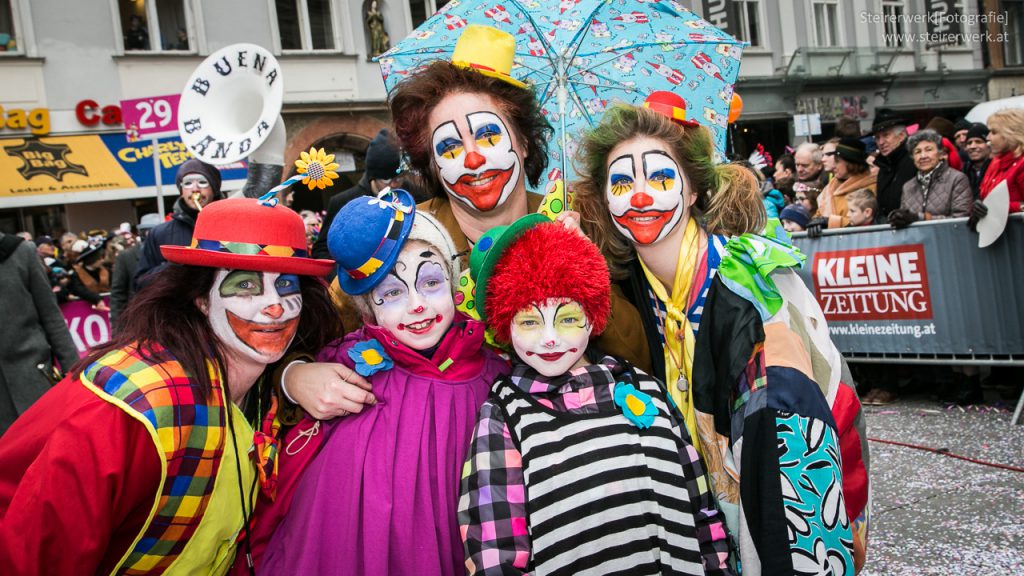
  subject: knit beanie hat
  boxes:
[953,117,972,134]
[175,158,223,197]
[407,211,460,281]
[966,123,990,142]
[779,203,811,229]
[364,129,401,182]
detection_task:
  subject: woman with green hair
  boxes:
[573,92,869,575]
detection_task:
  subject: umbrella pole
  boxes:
[558,76,569,208]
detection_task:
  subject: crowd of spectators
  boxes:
[756,109,1024,239]
[760,108,1024,406]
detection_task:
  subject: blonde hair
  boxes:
[574,104,765,279]
[988,109,1024,155]
[846,188,877,214]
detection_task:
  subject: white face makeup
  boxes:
[206,270,303,365]
[429,93,524,213]
[369,240,455,351]
[511,299,593,377]
[606,138,687,246]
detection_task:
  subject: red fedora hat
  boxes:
[162,198,334,276]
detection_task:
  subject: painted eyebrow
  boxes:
[431,120,461,146]
[641,150,677,176]
[466,111,507,132]
[414,258,444,281]
[608,154,635,174]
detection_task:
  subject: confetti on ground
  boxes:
[860,396,1024,575]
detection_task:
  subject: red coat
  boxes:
[981,151,1024,213]
[0,378,161,574]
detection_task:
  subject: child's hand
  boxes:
[555,210,585,237]
[285,362,376,420]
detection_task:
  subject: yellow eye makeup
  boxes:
[647,168,676,192]
[474,123,503,148]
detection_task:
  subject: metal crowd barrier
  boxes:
[789,214,1024,424]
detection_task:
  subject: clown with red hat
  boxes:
[0,196,339,574]
[458,215,733,575]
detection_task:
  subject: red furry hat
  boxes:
[485,222,611,343]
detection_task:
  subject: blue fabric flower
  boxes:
[347,339,394,377]
[613,382,658,429]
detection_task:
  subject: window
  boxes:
[118,0,192,52]
[811,0,839,47]
[0,0,20,53]
[734,0,762,47]
[409,0,450,29]
[275,0,335,51]
[881,0,905,48]
[1007,0,1024,66]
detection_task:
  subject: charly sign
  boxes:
[792,217,1024,358]
[177,43,283,165]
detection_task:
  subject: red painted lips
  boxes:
[447,168,514,211]
[613,209,676,245]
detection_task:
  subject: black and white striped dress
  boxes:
[493,372,713,576]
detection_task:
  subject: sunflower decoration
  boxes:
[295,147,339,190]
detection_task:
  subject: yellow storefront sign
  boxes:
[0,135,135,199]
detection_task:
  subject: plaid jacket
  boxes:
[80,343,227,575]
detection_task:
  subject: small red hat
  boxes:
[643,90,699,127]
[162,198,334,276]
[485,222,610,344]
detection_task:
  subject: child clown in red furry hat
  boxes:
[458,216,735,575]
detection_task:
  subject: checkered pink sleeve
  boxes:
[458,400,531,575]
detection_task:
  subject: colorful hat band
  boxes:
[193,238,307,258]
[344,209,406,280]
[644,101,698,127]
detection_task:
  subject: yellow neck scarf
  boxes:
[639,217,703,453]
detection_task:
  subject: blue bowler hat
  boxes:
[328,188,416,295]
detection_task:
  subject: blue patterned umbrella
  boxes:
[378,0,745,185]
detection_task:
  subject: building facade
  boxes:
[0,0,443,235]
[0,0,1020,235]
[691,0,1018,156]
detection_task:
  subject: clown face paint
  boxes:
[369,240,455,351]
[207,270,303,365]
[429,93,523,213]
[606,138,688,245]
[511,299,592,378]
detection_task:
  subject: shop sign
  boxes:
[75,100,123,128]
[795,95,869,122]
[3,140,88,181]
[0,105,50,136]
[701,0,737,36]
[120,94,180,141]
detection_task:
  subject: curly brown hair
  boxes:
[389,61,553,196]
[574,104,765,279]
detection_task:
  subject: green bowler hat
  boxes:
[468,213,549,323]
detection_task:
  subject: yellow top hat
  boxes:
[451,24,528,89]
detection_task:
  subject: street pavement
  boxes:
[859,396,1024,575]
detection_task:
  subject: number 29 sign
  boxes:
[119,94,180,142]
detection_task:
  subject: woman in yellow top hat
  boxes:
[284,24,652,424]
